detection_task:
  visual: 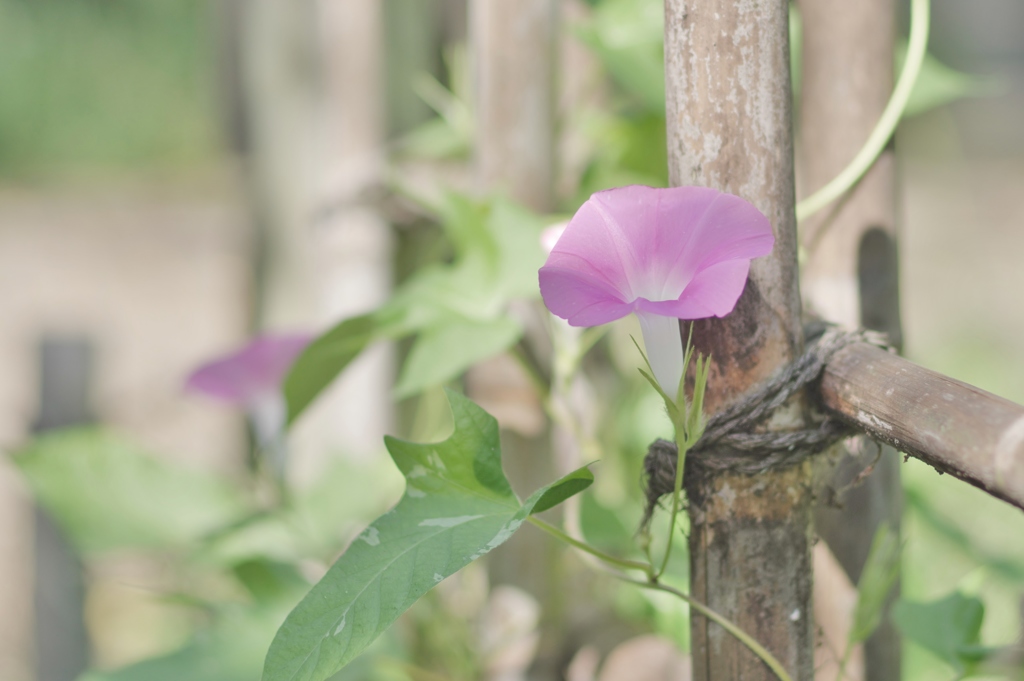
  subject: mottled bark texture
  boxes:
[663,1,813,679]
[822,343,1024,512]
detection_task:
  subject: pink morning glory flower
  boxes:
[186,334,312,448]
[539,185,774,394]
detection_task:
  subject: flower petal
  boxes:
[540,189,652,303]
[539,185,773,326]
[637,259,752,319]
[587,185,773,302]
[539,265,634,326]
[185,334,313,404]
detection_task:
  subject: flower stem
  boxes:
[529,508,794,681]
[527,516,649,573]
[622,576,795,681]
[794,0,930,223]
[654,434,688,580]
[528,516,647,573]
[654,324,700,581]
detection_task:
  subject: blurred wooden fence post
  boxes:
[309,0,395,467]
[229,0,393,479]
[663,2,814,680]
[32,336,93,681]
[471,0,557,210]
[798,0,903,677]
[0,466,33,681]
[469,0,560,676]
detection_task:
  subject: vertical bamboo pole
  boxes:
[469,2,559,676]
[31,338,91,681]
[241,0,320,331]
[307,0,394,468]
[236,0,393,481]
[471,0,557,210]
[663,2,813,680]
[0,470,33,681]
[798,0,903,677]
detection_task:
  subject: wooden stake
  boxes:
[471,0,557,211]
[821,342,1024,512]
[468,6,561,673]
[797,0,903,676]
[663,1,813,679]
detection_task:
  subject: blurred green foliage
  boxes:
[15,426,407,681]
[0,0,216,179]
[894,591,990,678]
[7,0,1021,678]
[285,193,548,422]
[263,392,594,681]
[16,428,248,552]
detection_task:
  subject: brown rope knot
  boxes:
[641,323,891,526]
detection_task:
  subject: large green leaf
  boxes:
[262,391,593,681]
[15,428,247,553]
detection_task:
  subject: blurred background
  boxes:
[0,1,1022,680]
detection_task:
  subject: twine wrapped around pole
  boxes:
[642,325,891,527]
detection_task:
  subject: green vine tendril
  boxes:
[795,0,930,224]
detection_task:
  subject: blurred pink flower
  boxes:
[539,185,773,393]
[186,334,311,404]
[186,334,311,448]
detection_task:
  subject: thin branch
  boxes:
[621,576,795,681]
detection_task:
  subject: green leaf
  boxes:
[434,191,494,262]
[789,6,994,119]
[892,591,986,675]
[79,590,400,681]
[79,602,285,681]
[14,428,246,553]
[234,559,310,602]
[262,390,592,681]
[284,311,401,425]
[530,465,595,515]
[284,192,547,424]
[580,492,637,555]
[201,457,404,565]
[575,0,665,112]
[394,195,547,322]
[898,42,998,118]
[398,116,470,160]
[484,198,550,300]
[849,523,901,644]
[394,315,523,399]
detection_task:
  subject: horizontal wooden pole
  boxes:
[820,342,1024,511]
